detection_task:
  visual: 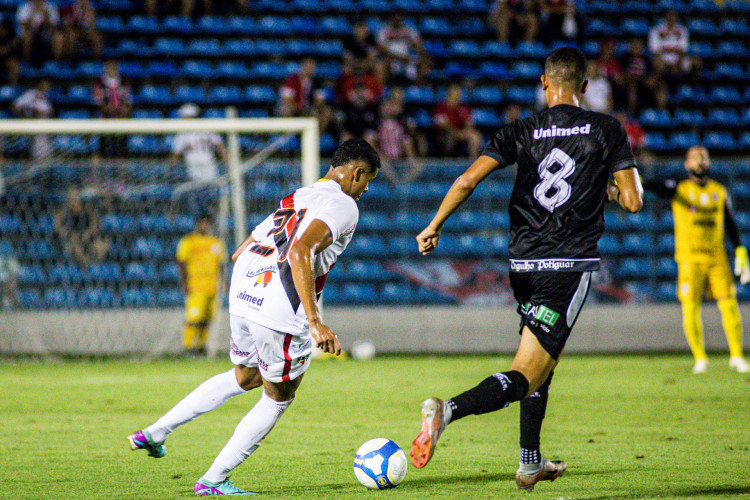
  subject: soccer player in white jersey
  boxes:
[171,103,227,183]
[128,139,380,496]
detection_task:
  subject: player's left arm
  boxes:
[608,168,643,213]
[232,235,255,262]
[725,197,750,284]
[417,155,500,255]
[288,219,341,355]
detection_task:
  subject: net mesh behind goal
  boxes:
[0,116,318,357]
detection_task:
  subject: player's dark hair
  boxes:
[545,47,587,89]
[331,138,381,173]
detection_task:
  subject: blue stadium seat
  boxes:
[732,182,750,200]
[0,85,20,103]
[687,18,717,36]
[174,85,206,104]
[341,283,378,304]
[157,288,183,306]
[198,16,233,35]
[421,16,452,36]
[216,61,251,79]
[671,85,707,104]
[159,262,181,283]
[640,109,671,128]
[96,16,126,34]
[404,86,436,104]
[710,86,741,104]
[644,132,669,152]
[655,258,677,278]
[244,85,276,104]
[506,86,536,104]
[163,16,195,34]
[656,233,674,254]
[473,109,501,128]
[59,109,91,119]
[621,17,649,36]
[181,60,212,79]
[21,240,54,260]
[483,41,513,58]
[128,16,160,34]
[388,235,421,257]
[16,289,42,309]
[121,287,155,307]
[347,260,395,281]
[17,264,46,285]
[290,16,322,35]
[53,135,92,154]
[124,262,157,282]
[382,283,419,304]
[739,132,750,150]
[617,258,652,279]
[224,38,256,56]
[79,287,116,308]
[598,234,621,256]
[137,85,172,105]
[478,61,509,79]
[188,39,222,56]
[49,264,84,284]
[622,233,652,254]
[0,215,23,235]
[358,212,392,232]
[673,108,705,127]
[657,212,674,230]
[258,16,288,34]
[449,40,481,58]
[392,212,430,232]
[712,63,744,81]
[348,235,387,257]
[132,109,163,119]
[86,263,123,283]
[118,61,146,79]
[320,16,350,35]
[444,61,477,78]
[726,0,750,12]
[670,132,700,150]
[250,62,287,79]
[655,282,676,302]
[721,18,750,35]
[132,237,167,259]
[703,131,736,151]
[707,108,740,127]
[44,288,77,308]
[510,61,543,79]
[154,38,186,56]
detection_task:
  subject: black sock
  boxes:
[519,371,554,463]
[446,370,529,422]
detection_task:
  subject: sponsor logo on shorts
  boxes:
[230,338,252,358]
[521,302,560,327]
[292,338,312,354]
[257,353,269,372]
[297,354,310,366]
[510,258,600,272]
[237,291,264,307]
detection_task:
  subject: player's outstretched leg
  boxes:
[410,397,446,469]
[515,458,567,492]
[194,477,256,496]
[411,370,530,468]
[127,429,166,458]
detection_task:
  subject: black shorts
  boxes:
[509,271,592,359]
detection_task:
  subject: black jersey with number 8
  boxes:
[482,104,636,271]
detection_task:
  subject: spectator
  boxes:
[0,244,18,309]
[336,82,379,145]
[13,79,53,159]
[615,110,654,169]
[336,61,383,107]
[582,62,613,113]
[377,12,429,85]
[60,0,101,59]
[539,0,580,45]
[596,39,626,109]
[434,84,482,158]
[0,16,20,85]
[93,60,132,157]
[621,37,667,112]
[278,58,333,134]
[16,0,63,63]
[343,18,382,79]
[648,10,700,87]
[171,103,227,183]
[488,0,539,43]
[377,96,424,184]
[54,186,110,266]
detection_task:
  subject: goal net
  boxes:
[0,115,319,357]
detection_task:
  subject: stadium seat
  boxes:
[174,85,206,104]
[348,235,387,258]
[187,39,222,56]
[157,288,183,306]
[621,17,649,36]
[128,16,160,34]
[48,263,84,284]
[16,289,42,309]
[598,234,621,256]
[655,258,678,278]
[121,287,156,307]
[655,282,676,302]
[131,237,167,259]
[617,258,652,279]
[473,109,501,128]
[86,263,123,283]
[622,233,653,254]
[17,264,46,285]
[703,131,736,151]
[0,215,23,235]
[709,86,741,104]
[198,16,233,35]
[669,132,700,150]
[44,288,78,308]
[21,240,54,260]
[382,283,419,304]
[644,132,669,152]
[640,109,671,128]
[673,108,705,127]
[137,85,172,105]
[163,16,195,34]
[79,287,117,308]
[341,283,378,304]
[707,108,741,127]
[506,86,536,104]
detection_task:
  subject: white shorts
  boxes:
[229,314,313,383]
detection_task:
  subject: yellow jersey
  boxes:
[176,232,227,295]
[672,179,729,263]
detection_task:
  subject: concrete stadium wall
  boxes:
[1,303,746,356]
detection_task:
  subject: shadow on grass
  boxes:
[577,484,750,499]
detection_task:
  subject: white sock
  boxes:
[147,369,246,443]
[202,391,292,483]
[442,400,453,427]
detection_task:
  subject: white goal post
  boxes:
[0,116,319,357]
[0,117,320,249]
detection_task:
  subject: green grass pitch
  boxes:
[2,354,749,499]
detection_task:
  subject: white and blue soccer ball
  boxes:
[353,438,408,489]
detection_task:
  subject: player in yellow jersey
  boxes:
[645,146,750,373]
[176,213,228,356]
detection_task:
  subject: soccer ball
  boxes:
[353,438,407,489]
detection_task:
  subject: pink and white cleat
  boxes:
[410,397,445,469]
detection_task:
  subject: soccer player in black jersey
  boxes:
[411,47,643,492]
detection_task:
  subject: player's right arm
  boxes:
[287,219,341,355]
[417,155,500,255]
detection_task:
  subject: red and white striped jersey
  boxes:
[229,179,358,335]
